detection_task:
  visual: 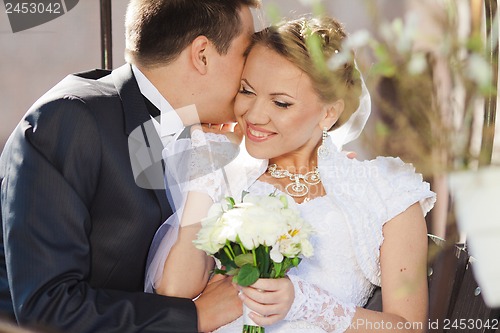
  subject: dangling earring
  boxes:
[317,127,330,159]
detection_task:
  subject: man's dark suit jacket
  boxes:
[0,64,198,332]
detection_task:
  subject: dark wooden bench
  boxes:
[364,235,500,332]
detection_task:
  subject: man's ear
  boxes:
[320,99,345,129]
[190,35,209,75]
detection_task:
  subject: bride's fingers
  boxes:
[241,295,283,318]
[201,123,241,135]
[240,287,273,304]
[220,123,234,132]
[242,278,294,304]
[200,123,220,133]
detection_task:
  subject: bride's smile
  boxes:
[245,122,277,142]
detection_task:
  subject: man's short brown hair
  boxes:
[125,0,260,67]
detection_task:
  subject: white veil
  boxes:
[329,67,371,151]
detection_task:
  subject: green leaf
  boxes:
[372,62,397,77]
[375,121,391,137]
[312,2,326,16]
[235,264,260,287]
[255,246,270,278]
[374,44,390,62]
[272,261,283,278]
[234,253,254,267]
[306,33,328,73]
[226,197,236,209]
[216,247,237,271]
[213,268,227,275]
[265,3,282,25]
[225,268,240,276]
[279,195,288,209]
[466,34,484,53]
[232,242,243,256]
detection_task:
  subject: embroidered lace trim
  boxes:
[285,275,356,333]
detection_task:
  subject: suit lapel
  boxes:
[111,64,172,222]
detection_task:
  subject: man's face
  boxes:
[203,6,255,124]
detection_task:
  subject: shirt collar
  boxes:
[131,64,184,137]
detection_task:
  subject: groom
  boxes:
[0,0,259,332]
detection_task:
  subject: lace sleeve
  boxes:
[186,129,229,202]
[369,156,436,220]
[285,275,356,333]
[164,128,238,202]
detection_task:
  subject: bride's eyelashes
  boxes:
[239,87,254,95]
[273,100,292,109]
[238,81,293,108]
[239,82,255,96]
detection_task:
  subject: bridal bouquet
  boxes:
[194,193,314,333]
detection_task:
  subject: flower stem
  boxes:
[224,245,235,260]
[243,325,265,333]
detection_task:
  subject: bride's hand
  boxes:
[237,277,295,326]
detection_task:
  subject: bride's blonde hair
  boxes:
[247,16,362,128]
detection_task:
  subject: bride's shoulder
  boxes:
[325,151,416,179]
[353,155,426,190]
[365,155,417,177]
[324,152,429,194]
[361,155,434,214]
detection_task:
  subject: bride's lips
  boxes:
[245,123,276,142]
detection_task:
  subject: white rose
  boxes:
[248,205,289,246]
[219,209,244,243]
[278,237,301,258]
[194,219,225,254]
[270,243,284,263]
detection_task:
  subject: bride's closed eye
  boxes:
[239,84,255,96]
[273,100,292,109]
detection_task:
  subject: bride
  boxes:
[146,15,435,332]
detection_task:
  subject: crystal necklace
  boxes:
[267,163,321,197]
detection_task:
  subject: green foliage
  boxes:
[359,1,497,176]
[234,264,260,287]
[214,242,302,286]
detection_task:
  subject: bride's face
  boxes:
[235,45,329,160]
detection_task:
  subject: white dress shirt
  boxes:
[132,64,184,147]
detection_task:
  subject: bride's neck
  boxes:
[268,152,318,175]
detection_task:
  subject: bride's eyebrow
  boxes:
[270,92,295,99]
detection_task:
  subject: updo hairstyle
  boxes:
[247,16,362,128]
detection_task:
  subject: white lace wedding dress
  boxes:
[212,138,436,333]
[145,131,436,333]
